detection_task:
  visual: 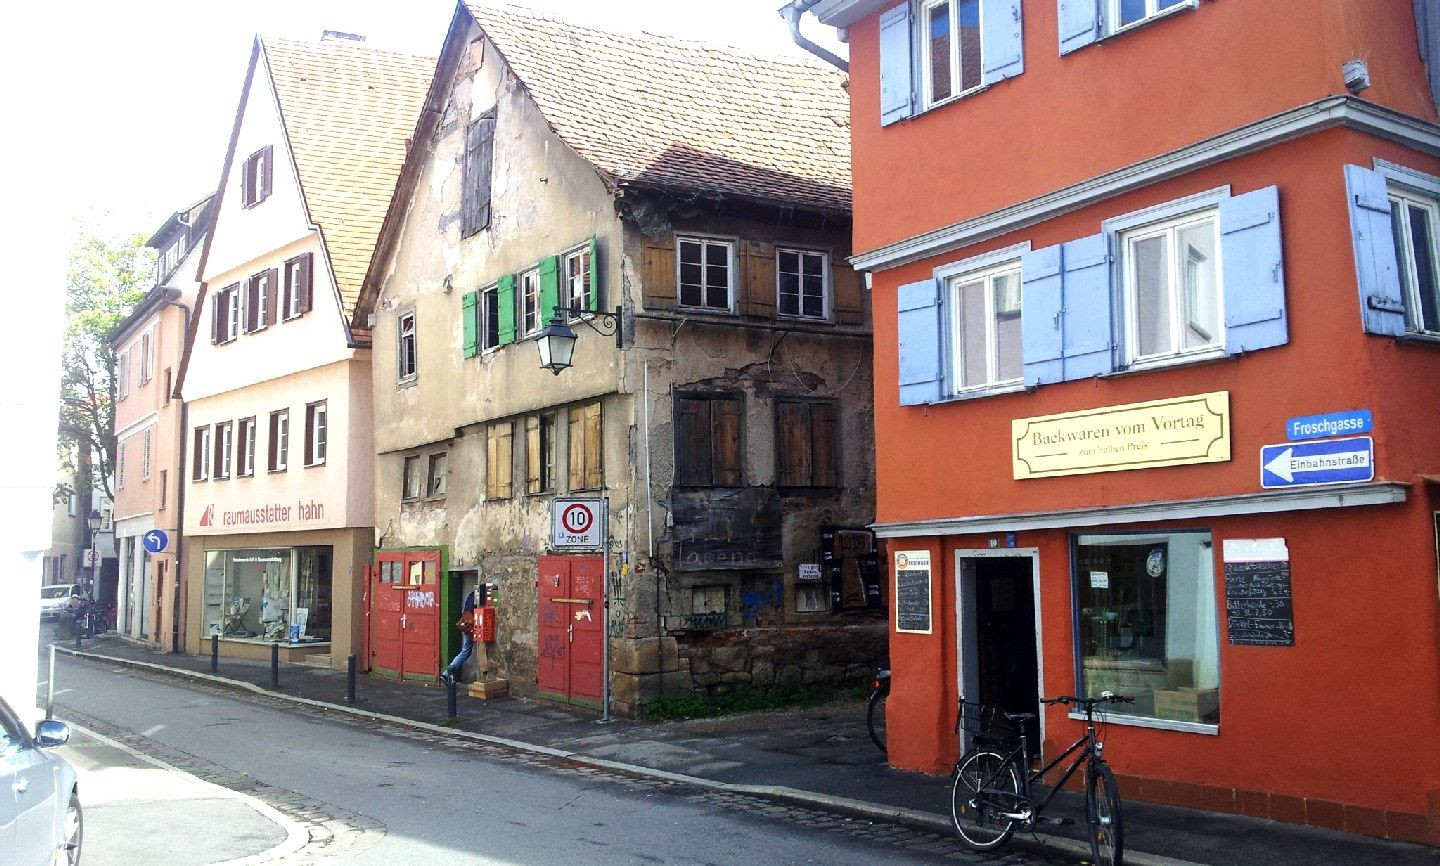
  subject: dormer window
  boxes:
[156,236,186,282]
[241,145,273,208]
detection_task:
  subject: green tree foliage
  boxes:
[59,224,154,502]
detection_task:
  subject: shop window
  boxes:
[304,401,327,466]
[525,413,557,494]
[268,409,289,472]
[776,399,838,488]
[1073,531,1220,727]
[203,546,331,644]
[487,421,513,500]
[402,455,423,502]
[674,392,741,487]
[568,401,603,491]
[428,452,448,498]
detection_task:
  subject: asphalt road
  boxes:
[49,655,1058,865]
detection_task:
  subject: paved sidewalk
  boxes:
[56,723,300,866]
[55,635,1440,866]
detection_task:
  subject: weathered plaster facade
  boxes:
[366,8,881,713]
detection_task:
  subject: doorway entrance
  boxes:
[536,555,604,707]
[957,551,1041,754]
[370,550,442,681]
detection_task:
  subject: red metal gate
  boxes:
[370,551,441,681]
[537,555,604,706]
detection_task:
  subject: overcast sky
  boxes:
[19,0,846,238]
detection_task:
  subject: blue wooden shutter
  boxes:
[1021,245,1063,386]
[1219,185,1288,353]
[1344,165,1406,336]
[981,0,1024,85]
[1059,233,1114,379]
[879,3,914,126]
[1058,0,1101,55]
[1416,0,1440,112]
[897,278,943,405]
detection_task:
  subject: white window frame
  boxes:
[919,0,985,109]
[564,245,593,316]
[428,452,448,498]
[480,285,501,353]
[216,421,233,480]
[306,401,327,467]
[402,455,423,501]
[217,285,239,343]
[238,417,256,477]
[142,429,152,481]
[676,236,738,313]
[945,260,1024,393]
[1117,208,1225,368]
[194,426,211,482]
[775,248,831,320]
[271,410,289,473]
[1106,0,1197,35]
[284,258,304,320]
[251,271,270,331]
[244,148,269,207]
[519,267,542,337]
[397,310,418,381]
[140,330,154,383]
[1387,187,1440,336]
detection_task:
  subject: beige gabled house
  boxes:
[356,2,883,714]
[175,33,433,666]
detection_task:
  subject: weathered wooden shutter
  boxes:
[461,115,496,237]
[741,241,777,317]
[496,274,517,344]
[777,401,810,486]
[462,291,479,357]
[524,416,541,494]
[265,269,278,325]
[584,402,603,490]
[568,405,586,491]
[711,397,742,486]
[298,254,313,314]
[539,255,561,321]
[587,236,600,311]
[833,262,865,325]
[1219,186,1288,353]
[1058,0,1102,55]
[878,3,914,126]
[896,278,944,405]
[260,145,273,200]
[811,401,838,486]
[1021,245,1064,386]
[981,0,1025,85]
[1344,164,1407,336]
[641,234,677,310]
[1057,233,1114,380]
[674,397,710,486]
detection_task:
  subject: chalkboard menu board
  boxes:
[894,550,933,634]
[1224,560,1294,646]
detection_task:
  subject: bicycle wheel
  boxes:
[950,748,1022,850]
[1086,760,1124,866]
[866,691,886,755]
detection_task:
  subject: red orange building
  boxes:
[806,0,1440,844]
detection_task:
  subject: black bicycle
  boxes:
[866,668,890,754]
[950,693,1132,866]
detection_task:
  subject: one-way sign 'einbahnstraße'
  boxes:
[1261,436,1374,488]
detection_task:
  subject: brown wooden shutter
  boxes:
[265,269,279,325]
[711,397,742,486]
[260,145,273,199]
[741,240,777,318]
[525,416,541,494]
[210,292,222,343]
[240,154,254,206]
[640,234,677,310]
[811,401,839,486]
[673,397,710,486]
[833,262,865,325]
[777,401,811,486]
[267,414,277,471]
[584,402,603,490]
[244,277,258,333]
[298,254,313,314]
[303,406,314,466]
[499,423,513,498]
[568,406,584,491]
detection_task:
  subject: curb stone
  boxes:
[54,644,1202,866]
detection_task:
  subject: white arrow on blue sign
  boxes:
[1260,436,1374,489]
[142,529,169,554]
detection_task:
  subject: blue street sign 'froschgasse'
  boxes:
[142,529,169,554]
[1260,437,1374,489]
[1285,409,1372,441]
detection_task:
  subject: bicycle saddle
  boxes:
[1003,711,1036,723]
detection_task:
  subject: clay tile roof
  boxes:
[262,37,436,320]
[463,2,852,214]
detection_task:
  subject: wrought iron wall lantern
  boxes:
[537,305,623,375]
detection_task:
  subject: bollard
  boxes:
[270,642,280,688]
[211,635,219,673]
[46,645,55,721]
[446,676,458,719]
[74,613,82,649]
[346,653,357,703]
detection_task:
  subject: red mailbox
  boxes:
[473,605,496,643]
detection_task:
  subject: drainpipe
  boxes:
[163,297,190,653]
[780,0,848,72]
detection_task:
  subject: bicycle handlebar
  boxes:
[1041,692,1135,708]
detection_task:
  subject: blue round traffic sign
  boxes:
[142,529,169,554]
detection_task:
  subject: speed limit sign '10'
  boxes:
[551,498,604,549]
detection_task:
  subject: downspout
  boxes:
[164,297,191,653]
[780,0,849,72]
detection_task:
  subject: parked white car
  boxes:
[0,696,81,865]
[39,585,83,623]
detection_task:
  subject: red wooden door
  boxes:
[370,552,441,680]
[536,555,604,706]
[370,559,404,676]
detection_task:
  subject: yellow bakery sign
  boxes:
[1013,392,1230,479]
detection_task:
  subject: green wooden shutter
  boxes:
[462,291,478,358]
[497,274,517,345]
[539,255,561,322]
[587,237,600,311]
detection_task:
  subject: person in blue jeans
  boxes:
[440,589,478,685]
